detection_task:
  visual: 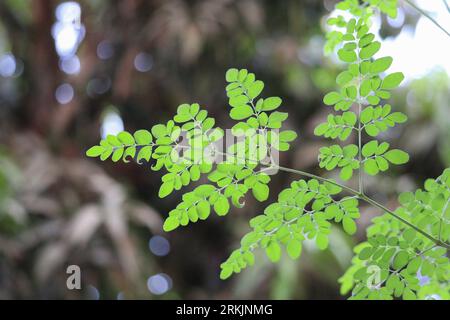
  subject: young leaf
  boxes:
[86,146,104,157]
[230,105,254,120]
[134,129,152,145]
[262,97,282,111]
[266,240,281,262]
[214,196,230,216]
[252,182,269,202]
[248,80,264,99]
[286,239,302,260]
[381,72,404,89]
[159,181,174,198]
[323,92,342,105]
[343,217,357,235]
[384,149,409,165]
[163,216,179,232]
[370,57,393,73]
[226,68,239,82]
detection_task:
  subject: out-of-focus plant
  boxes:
[0,134,163,299]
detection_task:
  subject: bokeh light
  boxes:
[147,273,172,295]
[53,1,84,79]
[134,52,153,72]
[87,77,111,97]
[87,285,100,300]
[149,235,170,257]
[97,41,114,60]
[101,110,124,139]
[60,55,81,75]
[0,53,16,77]
[55,83,74,104]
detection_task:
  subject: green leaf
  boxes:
[247,80,264,99]
[163,216,179,232]
[262,97,282,111]
[403,288,416,300]
[384,149,409,165]
[214,196,230,216]
[134,129,152,145]
[340,165,353,181]
[106,135,121,146]
[362,140,378,157]
[137,146,152,163]
[323,92,342,105]
[286,239,302,260]
[159,181,174,198]
[360,106,373,124]
[365,124,379,137]
[229,95,249,108]
[226,68,239,82]
[86,146,104,157]
[406,257,421,274]
[371,57,393,73]
[220,266,233,280]
[279,130,297,142]
[358,247,373,260]
[316,234,329,250]
[343,217,357,235]
[118,131,135,145]
[393,250,409,269]
[336,71,353,86]
[359,41,381,59]
[342,111,356,125]
[151,124,167,138]
[314,123,328,136]
[364,159,379,176]
[123,147,136,162]
[252,182,269,202]
[381,72,404,89]
[387,112,407,123]
[112,148,124,162]
[338,49,357,63]
[230,105,254,120]
[100,148,113,161]
[266,240,281,262]
[197,200,211,220]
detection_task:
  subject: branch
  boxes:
[274,165,450,250]
[209,147,449,249]
[444,0,450,14]
[404,0,450,39]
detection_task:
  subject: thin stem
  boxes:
[445,0,450,14]
[273,164,450,250]
[358,104,363,194]
[275,165,359,195]
[360,194,449,249]
[205,146,449,249]
[438,198,450,240]
[355,27,364,195]
[404,0,450,38]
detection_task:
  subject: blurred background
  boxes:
[0,0,449,299]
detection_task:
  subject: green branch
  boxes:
[274,164,450,250]
[404,0,450,38]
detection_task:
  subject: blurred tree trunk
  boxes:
[27,0,59,135]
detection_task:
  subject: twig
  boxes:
[404,0,450,38]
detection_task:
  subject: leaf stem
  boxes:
[404,0,450,38]
[275,165,359,195]
[274,165,450,249]
[208,148,449,249]
[357,103,364,195]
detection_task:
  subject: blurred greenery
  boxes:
[0,0,448,299]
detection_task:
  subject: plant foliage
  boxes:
[87,0,450,300]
